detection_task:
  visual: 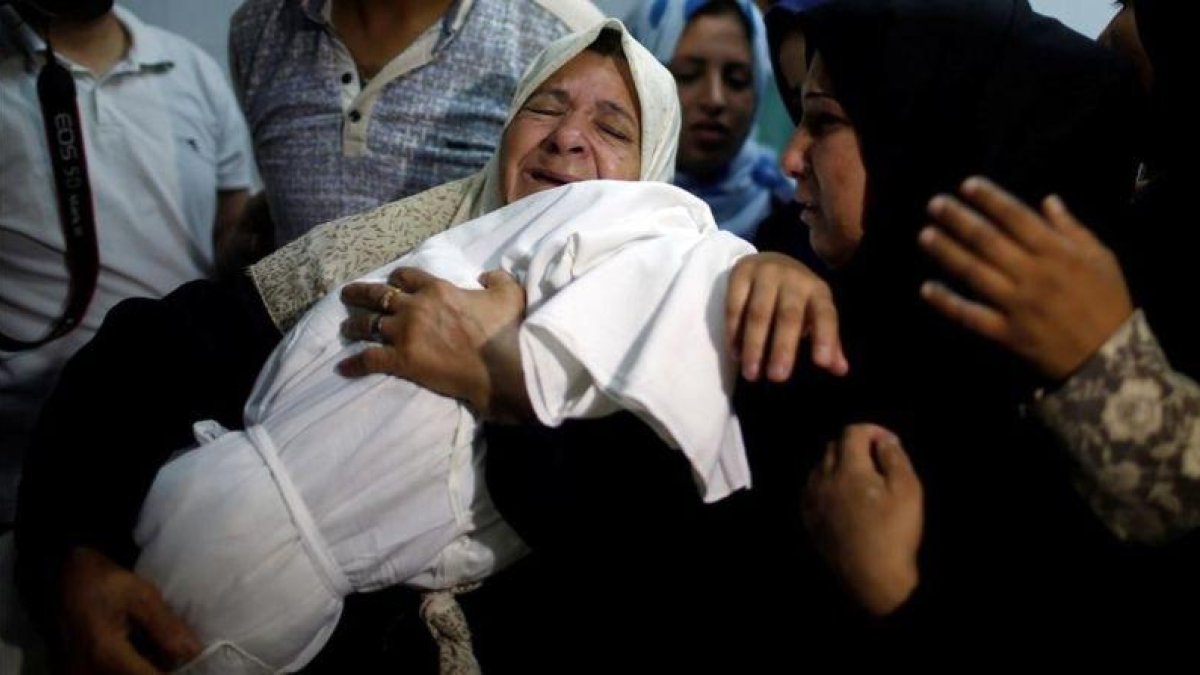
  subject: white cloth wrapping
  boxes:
[134,180,754,672]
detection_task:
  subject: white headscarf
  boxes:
[251,18,682,330]
[471,17,682,216]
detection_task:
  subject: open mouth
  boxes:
[528,168,579,187]
[797,200,819,227]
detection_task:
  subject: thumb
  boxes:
[873,438,917,487]
[478,268,519,291]
[479,270,526,310]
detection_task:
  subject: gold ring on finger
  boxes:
[380,287,400,313]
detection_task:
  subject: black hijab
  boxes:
[769,0,1137,321]
[1131,0,1190,177]
[751,0,1145,632]
[1117,0,1199,377]
[760,0,1138,454]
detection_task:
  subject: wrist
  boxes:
[477,323,534,423]
[1043,307,1139,382]
[851,556,919,616]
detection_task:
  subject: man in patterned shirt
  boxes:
[228,0,602,252]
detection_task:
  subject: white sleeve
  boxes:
[518,211,756,503]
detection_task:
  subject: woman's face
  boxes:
[670,11,757,178]
[501,50,642,204]
[778,40,868,269]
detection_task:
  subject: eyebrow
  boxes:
[674,55,751,68]
[529,88,639,130]
[528,89,570,105]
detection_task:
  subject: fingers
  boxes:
[872,438,918,488]
[1041,194,1093,245]
[381,287,401,313]
[726,254,842,382]
[388,266,439,293]
[478,269,520,293]
[737,272,780,382]
[338,344,403,378]
[841,423,897,446]
[919,280,1009,343]
[765,285,804,382]
[835,424,880,476]
[918,225,1014,303]
[822,425,913,500]
[724,258,754,362]
[765,279,847,381]
[61,549,186,675]
[341,311,392,343]
[478,269,528,315]
[340,282,403,313]
[926,194,1028,277]
[126,583,202,668]
[956,176,1058,253]
[806,292,848,376]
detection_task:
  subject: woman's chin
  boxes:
[810,232,852,270]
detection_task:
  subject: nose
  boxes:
[780,123,812,182]
[541,112,591,158]
[697,70,727,114]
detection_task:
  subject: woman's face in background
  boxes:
[670,10,757,178]
[778,40,868,269]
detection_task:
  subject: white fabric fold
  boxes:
[136,179,753,672]
[515,184,755,502]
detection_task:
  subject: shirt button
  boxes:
[349,110,362,122]
[341,72,353,84]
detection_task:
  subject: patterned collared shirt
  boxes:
[230,0,600,245]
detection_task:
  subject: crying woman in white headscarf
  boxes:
[133,20,790,673]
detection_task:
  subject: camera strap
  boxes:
[0,42,100,352]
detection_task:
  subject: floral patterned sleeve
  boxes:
[1033,310,1200,543]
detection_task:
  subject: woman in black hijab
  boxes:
[737,0,1155,641]
[912,0,1200,613]
[482,0,1159,657]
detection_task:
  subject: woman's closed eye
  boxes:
[722,65,753,91]
[525,105,564,116]
[671,68,702,86]
[601,125,632,142]
[522,91,568,117]
[803,111,848,136]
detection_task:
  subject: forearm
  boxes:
[1035,310,1200,543]
[214,190,271,279]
